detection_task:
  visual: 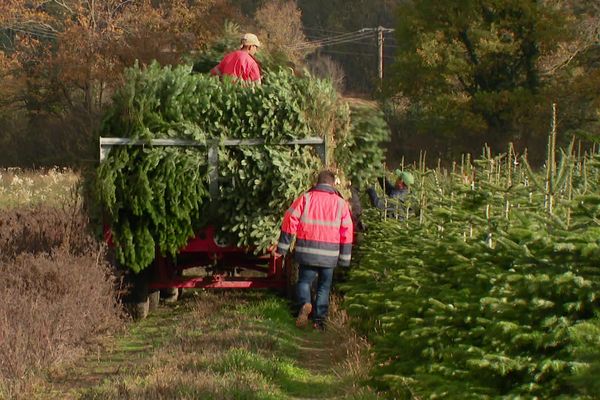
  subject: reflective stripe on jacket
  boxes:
[277,184,353,268]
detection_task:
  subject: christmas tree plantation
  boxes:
[344,143,600,398]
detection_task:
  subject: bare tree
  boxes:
[307,54,345,91]
[255,0,312,67]
[539,0,600,76]
[0,0,233,165]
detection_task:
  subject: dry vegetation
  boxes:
[0,171,123,399]
[0,168,79,209]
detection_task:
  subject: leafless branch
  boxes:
[112,0,135,16]
[541,40,599,77]
[10,19,60,33]
[51,0,75,15]
[540,16,600,77]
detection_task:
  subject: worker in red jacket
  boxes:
[210,33,262,84]
[276,170,354,331]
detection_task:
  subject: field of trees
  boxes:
[345,137,600,398]
[1,1,599,399]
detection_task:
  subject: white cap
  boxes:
[240,33,261,48]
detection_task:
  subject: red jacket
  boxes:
[210,50,261,83]
[277,184,353,268]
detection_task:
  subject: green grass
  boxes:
[45,291,382,400]
[213,347,337,398]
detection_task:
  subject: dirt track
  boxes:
[44,290,381,400]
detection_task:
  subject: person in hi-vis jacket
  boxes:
[276,170,354,331]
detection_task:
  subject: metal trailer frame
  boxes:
[99,136,326,293]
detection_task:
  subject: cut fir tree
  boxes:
[94,63,389,273]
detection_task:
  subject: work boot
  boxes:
[296,303,312,328]
[312,321,325,332]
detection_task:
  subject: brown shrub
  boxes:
[0,204,96,258]
[0,203,123,398]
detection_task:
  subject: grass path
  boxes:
[44,291,381,400]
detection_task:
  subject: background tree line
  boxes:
[0,0,598,167]
[294,0,599,165]
[0,0,240,166]
[385,0,600,165]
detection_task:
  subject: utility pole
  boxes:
[359,26,394,81]
[377,26,384,80]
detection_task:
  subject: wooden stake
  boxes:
[383,162,387,221]
[545,103,557,214]
[507,142,513,187]
[577,140,582,174]
[566,154,574,229]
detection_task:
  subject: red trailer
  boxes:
[99,136,326,318]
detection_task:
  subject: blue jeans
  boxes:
[297,265,334,323]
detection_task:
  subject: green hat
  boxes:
[394,169,414,186]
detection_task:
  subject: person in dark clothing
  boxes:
[367,170,414,217]
[348,182,365,232]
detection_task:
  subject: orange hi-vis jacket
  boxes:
[277,184,353,268]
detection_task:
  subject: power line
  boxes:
[300,31,373,48]
[320,49,395,60]
[289,30,373,50]
[305,26,399,40]
[320,49,377,57]
[306,33,400,49]
[298,28,400,50]
[303,26,350,34]
[313,39,375,47]
[306,36,374,45]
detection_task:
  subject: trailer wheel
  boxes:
[285,258,298,301]
[161,287,179,303]
[127,268,151,320]
[148,290,160,311]
[130,298,149,320]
